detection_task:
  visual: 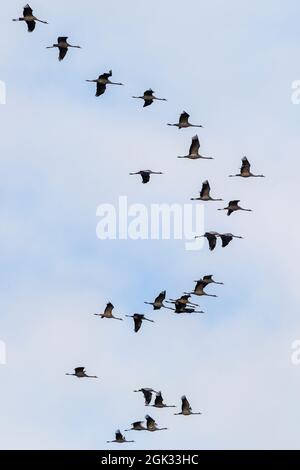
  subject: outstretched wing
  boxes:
[155,291,166,304]
[207,233,217,251]
[26,20,35,32]
[220,234,232,247]
[144,89,154,97]
[145,415,155,428]
[75,367,85,374]
[200,180,210,198]
[195,280,205,292]
[58,37,68,43]
[59,47,67,61]
[143,99,153,107]
[241,157,251,175]
[96,82,106,96]
[133,421,143,429]
[104,302,114,316]
[154,392,164,406]
[141,172,150,184]
[24,4,33,16]
[179,111,189,125]
[189,135,200,154]
[115,430,123,441]
[181,395,191,413]
[143,389,153,405]
[203,275,213,285]
[133,315,143,333]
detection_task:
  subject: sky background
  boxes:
[0,0,300,450]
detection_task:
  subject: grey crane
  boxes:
[145,415,168,432]
[174,395,202,416]
[133,388,158,406]
[168,111,203,129]
[229,157,265,178]
[13,4,48,32]
[107,430,134,444]
[126,313,154,333]
[202,275,224,287]
[46,37,81,61]
[93,302,123,321]
[166,294,200,308]
[151,392,176,409]
[191,180,223,202]
[177,135,213,160]
[185,280,217,298]
[144,290,166,310]
[195,232,243,249]
[164,301,204,315]
[132,89,167,107]
[195,231,220,251]
[125,421,147,431]
[219,233,243,248]
[86,70,124,96]
[129,170,163,184]
[218,200,252,216]
[65,367,98,379]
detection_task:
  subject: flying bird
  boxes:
[129,170,163,184]
[195,232,243,249]
[219,233,243,248]
[191,180,223,202]
[126,314,154,332]
[168,111,203,129]
[177,135,213,160]
[229,157,265,178]
[133,388,158,406]
[86,70,124,96]
[218,200,252,216]
[125,421,147,431]
[46,37,81,61]
[144,291,166,310]
[166,294,200,308]
[151,392,176,409]
[107,430,134,444]
[93,302,123,321]
[174,395,202,416]
[145,415,168,432]
[185,280,217,298]
[65,367,98,379]
[202,275,224,287]
[164,301,204,315]
[195,231,219,251]
[13,4,48,32]
[132,89,167,107]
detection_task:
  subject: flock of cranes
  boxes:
[13,3,265,446]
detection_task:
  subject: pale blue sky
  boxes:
[0,0,300,450]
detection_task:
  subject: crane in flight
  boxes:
[132,89,167,107]
[13,4,48,32]
[168,111,203,129]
